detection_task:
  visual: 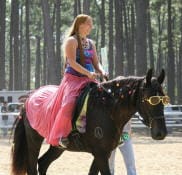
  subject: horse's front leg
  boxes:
[88,158,99,175]
[89,152,111,175]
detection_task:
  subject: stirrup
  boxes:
[59,137,69,148]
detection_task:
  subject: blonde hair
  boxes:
[68,14,91,37]
[63,14,92,67]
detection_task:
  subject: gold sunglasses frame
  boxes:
[144,96,170,106]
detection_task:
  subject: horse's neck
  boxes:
[109,78,142,132]
[115,114,131,131]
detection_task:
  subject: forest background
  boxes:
[0,0,181,104]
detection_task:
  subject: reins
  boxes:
[97,76,166,129]
[137,86,165,128]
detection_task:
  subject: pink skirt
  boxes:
[26,73,95,145]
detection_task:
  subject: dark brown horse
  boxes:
[11,69,168,175]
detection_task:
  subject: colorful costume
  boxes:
[26,40,95,146]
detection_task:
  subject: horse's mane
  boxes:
[100,75,145,90]
[87,75,146,111]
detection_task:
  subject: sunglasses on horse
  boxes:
[144,96,170,105]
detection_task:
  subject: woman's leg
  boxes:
[47,102,74,146]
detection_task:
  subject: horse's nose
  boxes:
[152,129,168,140]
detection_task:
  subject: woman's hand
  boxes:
[101,72,109,81]
[88,72,99,79]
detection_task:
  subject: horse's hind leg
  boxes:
[38,146,64,175]
[24,118,44,175]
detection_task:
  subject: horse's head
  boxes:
[137,69,168,140]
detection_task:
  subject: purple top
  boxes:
[65,40,94,77]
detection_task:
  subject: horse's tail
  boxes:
[11,107,28,175]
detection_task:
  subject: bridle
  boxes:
[137,85,168,128]
[137,111,164,128]
[98,79,168,128]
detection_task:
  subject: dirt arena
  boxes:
[0,128,181,175]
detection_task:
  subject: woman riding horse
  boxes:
[11,69,168,175]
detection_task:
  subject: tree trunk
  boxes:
[95,0,105,48]
[108,0,114,78]
[135,0,147,76]
[177,8,182,104]
[9,0,20,90]
[35,36,41,89]
[56,0,61,77]
[19,5,23,89]
[25,0,31,90]
[13,0,20,90]
[177,31,182,103]
[43,36,47,85]
[83,0,90,14]
[0,0,6,90]
[74,0,81,17]
[77,0,81,14]
[156,11,162,75]
[114,0,123,76]
[156,6,165,75]
[146,0,155,71]
[130,2,135,75]
[123,0,131,75]
[100,0,105,48]
[9,3,13,90]
[41,0,60,84]
[167,0,175,103]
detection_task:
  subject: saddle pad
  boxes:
[72,82,96,131]
[76,93,89,133]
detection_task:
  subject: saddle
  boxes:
[67,82,96,150]
[72,82,96,132]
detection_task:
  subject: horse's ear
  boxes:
[157,69,165,84]
[146,68,153,86]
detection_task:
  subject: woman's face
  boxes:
[79,18,93,36]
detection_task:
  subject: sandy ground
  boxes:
[0,128,181,175]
